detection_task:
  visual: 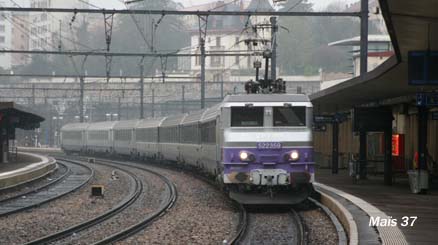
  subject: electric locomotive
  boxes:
[61,80,314,205]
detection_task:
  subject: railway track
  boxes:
[89,158,178,244]
[230,206,306,245]
[0,160,93,217]
[25,158,177,244]
[0,162,69,202]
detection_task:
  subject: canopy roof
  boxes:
[0,102,44,130]
[310,0,438,114]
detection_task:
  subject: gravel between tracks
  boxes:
[242,212,300,245]
[299,208,338,245]
[118,163,239,245]
[59,166,166,244]
[0,163,131,244]
[0,163,68,202]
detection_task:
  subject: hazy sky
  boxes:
[90,0,358,10]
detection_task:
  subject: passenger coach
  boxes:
[61,93,314,204]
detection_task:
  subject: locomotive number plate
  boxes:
[257,142,282,149]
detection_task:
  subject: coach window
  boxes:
[273,106,306,127]
[231,107,264,127]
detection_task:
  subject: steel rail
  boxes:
[229,204,248,245]
[91,158,178,244]
[0,162,70,203]
[25,158,143,245]
[308,197,348,245]
[291,208,306,245]
[231,207,306,245]
[0,160,94,217]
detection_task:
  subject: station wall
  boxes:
[313,109,438,172]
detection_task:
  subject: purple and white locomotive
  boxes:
[61,93,314,205]
[219,94,314,204]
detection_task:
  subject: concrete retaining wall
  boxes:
[0,152,57,190]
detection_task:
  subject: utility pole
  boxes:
[270,17,277,81]
[360,0,368,77]
[139,63,144,119]
[79,76,84,122]
[32,84,35,105]
[221,79,224,99]
[118,97,121,120]
[198,15,208,109]
[151,88,155,118]
[200,37,206,109]
[182,85,185,113]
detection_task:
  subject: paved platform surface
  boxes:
[0,154,40,173]
[0,152,56,190]
[316,168,438,245]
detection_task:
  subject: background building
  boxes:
[0,10,12,70]
[28,0,89,51]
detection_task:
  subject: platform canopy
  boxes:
[0,102,44,130]
[310,0,438,114]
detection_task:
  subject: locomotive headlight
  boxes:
[290,151,299,161]
[240,152,249,161]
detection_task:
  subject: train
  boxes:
[61,94,315,204]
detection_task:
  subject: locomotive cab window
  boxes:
[273,106,306,127]
[231,107,264,127]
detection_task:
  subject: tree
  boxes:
[18,0,190,77]
[277,1,360,75]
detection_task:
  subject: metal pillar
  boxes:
[221,79,224,99]
[264,56,269,82]
[151,88,155,118]
[360,0,369,77]
[332,122,339,174]
[79,76,84,123]
[139,63,144,119]
[198,15,208,109]
[117,97,121,120]
[418,106,428,170]
[182,85,185,113]
[200,37,206,109]
[32,84,35,105]
[270,17,277,81]
[384,127,393,185]
[359,131,367,179]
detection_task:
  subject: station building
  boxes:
[311,0,438,186]
[0,102,44,163]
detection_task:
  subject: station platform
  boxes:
[315,168,438,245]
[0,152,57,190]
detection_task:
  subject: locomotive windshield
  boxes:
[231,107,264,127]
[273,106,306,127]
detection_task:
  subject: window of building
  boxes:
[0,36,5,43]
[41,13,47,21]
[213,73,223,82]
[195,51,200,66]
[0,25,5,32]
[211,56,223,67]
[235,55,240,65]
[216,36,221,47]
